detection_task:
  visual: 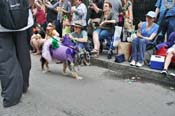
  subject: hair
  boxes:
[47,23,56,29]
[104,2,112,8]
[45,23,56,37]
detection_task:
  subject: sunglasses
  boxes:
[47,24,53,27]
[74,26,80,28]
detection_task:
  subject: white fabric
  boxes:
[42,39,53,62]
[150,55,165,62]
[167,44,175,53]
[127,32,137,42]
[0,9,34,32]
[113,26,122,47]
[71,3,87,27]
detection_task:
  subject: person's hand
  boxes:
[44,1,50,5]
[89,3,96,9]
[69,34,73,39]
[57,7,61,12]
[71,6,76,13]
[69,35,78,42]
[137,32,142,38]
[88,19,92,25]
[72,37,78,41]
[164,45,168,48]
[100,21,106,26]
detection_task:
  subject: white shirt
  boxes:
[71,3,87,27]
[0,9,34,32]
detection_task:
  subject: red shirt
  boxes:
[36,8,46,25]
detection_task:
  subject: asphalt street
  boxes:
[0,54,175,116]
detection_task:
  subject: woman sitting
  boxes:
[30,33,42,55]
[30,24,45,55]
[40,22,59,46]
[161,45,175,75]
[160,32,175,75]
[69,22,88,50]
[90,1,116,57]
[31,23,59,55]
[130,11,159,67]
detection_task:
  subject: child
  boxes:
[62,15,71,37]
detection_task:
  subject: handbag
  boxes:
[118,14,124,26]
[115,54,125,63]
[117,42,131,61]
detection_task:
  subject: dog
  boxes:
[40,37,90,80]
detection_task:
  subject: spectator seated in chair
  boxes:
[155,32,175,75]
[99,33,114,59]
[87,0,104,38]
[30,23,46,54]
[156,32,175,51]
[69,22,88,50]
[91,1,116,58]
[161,44,175,76]
[68,22,90,65]
[130,11,159,67]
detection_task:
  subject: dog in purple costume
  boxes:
[41,36,90,79]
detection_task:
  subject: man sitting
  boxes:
[69,22,88,50]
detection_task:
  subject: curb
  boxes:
[91,57,175,87]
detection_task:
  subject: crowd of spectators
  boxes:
[30,0,175,75]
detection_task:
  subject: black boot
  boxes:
[107,49,113,59]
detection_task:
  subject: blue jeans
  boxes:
[131,38,149,63]
[160,16,175,39]
[54,20,62,37]
[157,12,164,25]
[77,43,86,49]
[95,28,111,45]
[166,17,175,38]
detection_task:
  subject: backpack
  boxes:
[0,0,29,30]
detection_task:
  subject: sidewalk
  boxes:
[91,52,175,87]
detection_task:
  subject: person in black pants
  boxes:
[0,7,34,107]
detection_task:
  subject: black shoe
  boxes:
[107,50,113,59]
[23,86,29,94]
[107,53,112,59]
[3,99,20,108]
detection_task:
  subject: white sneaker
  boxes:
[130,60,136,66]
[161,69,168,75]
[136,62,144,67]
[169,73,175,76]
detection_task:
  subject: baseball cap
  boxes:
[73,21,83,28]
[146,11,156,18]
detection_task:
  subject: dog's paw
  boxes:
[71,72,83,80]
[62,72,68,76]
[76,76,83,80]
[42,70,50,73]
[85,62,90,66]
[42,70,47,73]
[46,68,51,72]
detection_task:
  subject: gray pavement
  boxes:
[91,52,175,87]
[0,54,175,116]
